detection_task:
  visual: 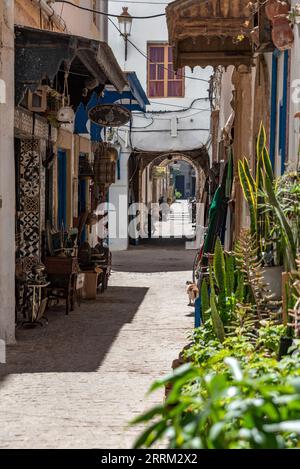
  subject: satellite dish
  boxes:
[88,104,131,128]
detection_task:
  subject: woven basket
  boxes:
[94,142,118,185]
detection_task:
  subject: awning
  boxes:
[126,72,150,111]
[15,25,127,106]
[166,0,254,69]
[95,72,149,112]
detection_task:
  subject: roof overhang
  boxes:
[166,0,254,70]
[126,72,150,111]
[102,72,149,112]
[15,26,127,106]
[74,72,149,139]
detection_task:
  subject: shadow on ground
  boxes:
[0,286,148,377]
[112,247,196,273]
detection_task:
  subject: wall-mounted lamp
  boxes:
[117,7,133,61]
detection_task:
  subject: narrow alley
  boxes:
[1,0,300,456]
[0,246,194,448]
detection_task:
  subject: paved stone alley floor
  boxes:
[0,246,195,448]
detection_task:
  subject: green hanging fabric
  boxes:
[203,186,222,256]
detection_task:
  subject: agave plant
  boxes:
[263,174,297,271]
[234,230,279,322]
[239,123,297,272]
[288,255,300,338]
[238,123,273,245]
[275,172,300,254]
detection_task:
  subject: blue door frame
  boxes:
[57,149,67,228]
[279,50,289,175]
[270,51,279,170]
[270,50,289,175]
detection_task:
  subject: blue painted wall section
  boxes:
[74,72,149,143]
[195,296,202,328]
[279,50,289,175]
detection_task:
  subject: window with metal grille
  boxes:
[147,44,185,98]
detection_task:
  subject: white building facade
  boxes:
[107,0,213,250]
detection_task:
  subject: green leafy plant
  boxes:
[234,230,277,322]
[200,238,233,340]
[200,278,210,323]
[288,256,300,338]
[238,123,297,271]
[213,237,227,319]
[264,175,297,271]
[276,172,300,252]
[132,356,300,449]
[209,270,225,343]
[238,123,273,250]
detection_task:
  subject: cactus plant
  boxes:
[238,122,274,253]
[200,278,210,323]
[209,266,225,343]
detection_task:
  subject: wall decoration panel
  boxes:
[17,139,41,275]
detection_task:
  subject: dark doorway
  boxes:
[175,175,185,198]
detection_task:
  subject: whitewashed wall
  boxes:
[108,1,212,151]
[107,1,212,250]
[53,0,107,40]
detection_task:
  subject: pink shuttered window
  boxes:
[147,44,185,98]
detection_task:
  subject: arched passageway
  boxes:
[127,148,209,247]
[128,146,209,206]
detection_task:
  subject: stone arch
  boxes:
[128,146,209,206]
[153,153,202,201]
[141,152,205,204]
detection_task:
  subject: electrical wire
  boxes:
[109,0,168,4]
[118,127,210,133]
[148,98,210,112]
[108,17,210,84]
[55,0,268,87]
[54,0,271,22]
[54,0,270,151]
[53,0,166,19]
[132,108,209,121]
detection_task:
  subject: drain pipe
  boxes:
[32,0,67,31]
[99,0,108,42]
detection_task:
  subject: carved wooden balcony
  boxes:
[166,0,255,69]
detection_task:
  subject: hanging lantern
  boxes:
[94,142,118,187]
[265,0,284,22]
[57,71,75,124]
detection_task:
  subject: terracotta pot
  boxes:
[266,0,289,22]
[272,16,294,50]
[265,0,294,50]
